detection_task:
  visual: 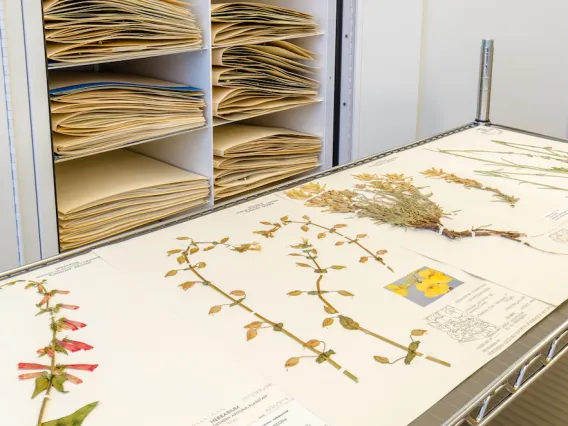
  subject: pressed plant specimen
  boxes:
[254,214,393,272]
[1,279,98,426]
[273,237,450,368]
[421,168,519,207]
[285,176,539,244]
[435,140,568,192]
[164,236,359,382]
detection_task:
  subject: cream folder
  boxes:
[49,72,205,159]
[44,0,202,66]
[55,150,209,249]
[211,2,318,47]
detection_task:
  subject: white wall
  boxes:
[348,0,424,160]
[419,0,568,139]
[347,0,568,161]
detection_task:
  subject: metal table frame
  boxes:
[1,40,567,426]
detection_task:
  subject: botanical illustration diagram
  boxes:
[385,267,464,307]
[164,236,359,382]
[425,306,499,343]
[284,175,558,253]
[0,279,98,426]
[550,229,568,244]
[435,139,568,193]
[255,216,451,368]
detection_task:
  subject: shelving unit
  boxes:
[22,0,338,258]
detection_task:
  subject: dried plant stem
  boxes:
[289,220,387,266]
[183,252,359,383]
[37,300,57,426]
[476,170,568,192]
[305,252,450,367]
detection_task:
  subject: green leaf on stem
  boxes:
[405,341,421,365]
[273,323,284,332]
[42,401,99,426]
[52,376,68,393]
[54,345,68,355]
[316,349,336,364]
[32,376,49,398]
[338,290,355,297]
[374,356,390,364]
[339,316,360,331]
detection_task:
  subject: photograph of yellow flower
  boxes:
[385,267,463,307]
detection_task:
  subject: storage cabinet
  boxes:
[16,0,338,260]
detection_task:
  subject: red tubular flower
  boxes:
[60,304,79,310]
[58,318,87,331]
[65,373,83,384]
[36,347,55,357]
[61,364,98,372]
[18,363,50,370]
[18,372,45,380]
[58,339,93,352]
[38,294,52,306]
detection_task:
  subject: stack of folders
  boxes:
[213,124,321,199]
[49,72,205,159]
[55,150,210,250]
[211,3,318,47]
[212,41,319,122]
[44,0,202,66]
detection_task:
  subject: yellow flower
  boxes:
[416,269,452,298]
[386,284,409,297]
[417,268,452,284]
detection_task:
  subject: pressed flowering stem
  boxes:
[288,220,388,267]
[305,248,450,367]
[38,296,57,426]
[476,170,568,192]
[181,252,359,383]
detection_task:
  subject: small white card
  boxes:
[193,383,327,426]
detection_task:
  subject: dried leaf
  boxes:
[335,241,345,246]
[312,248,318,255]
[285,357,300,368]
[231,290,246,297]
[339,316,360,331]
[177,237,191,241]
[359,257,369,264]
[411,329,428,337]
[273,323,284,332]
[285,189,311,200]
[377,250,388,255]
[196,262,207,269]
[338,290,355,297]
[32,376,49,398]
[334,224,348,229]
[324,305,338,315]
[220,237,230,244]
[317,233,327,239]
[165,270,178,278]
[296,263,311,268]
[179,282,196,291]
[322,318,334,327]
[330,265,346,270]
[288,253,303,257]
[356,234,368,239]
[374,356,390,364]
[280,216,289,222]
[209,305,222,315]
[304,339,321,348]
[42,402,99,426]
[176,256,186,265]
[204,246,215,251]
[52,375,67,393]
[245,321,263,329]
[167,249,182,255]
[314,269,328,274]
[301,225,309,232]
[260,221,272,226]
[288,290,303,296]
[405,341,421,365]
[190,247,199,255]
[246,329,258,341]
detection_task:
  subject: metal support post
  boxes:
[476,39,494,123]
